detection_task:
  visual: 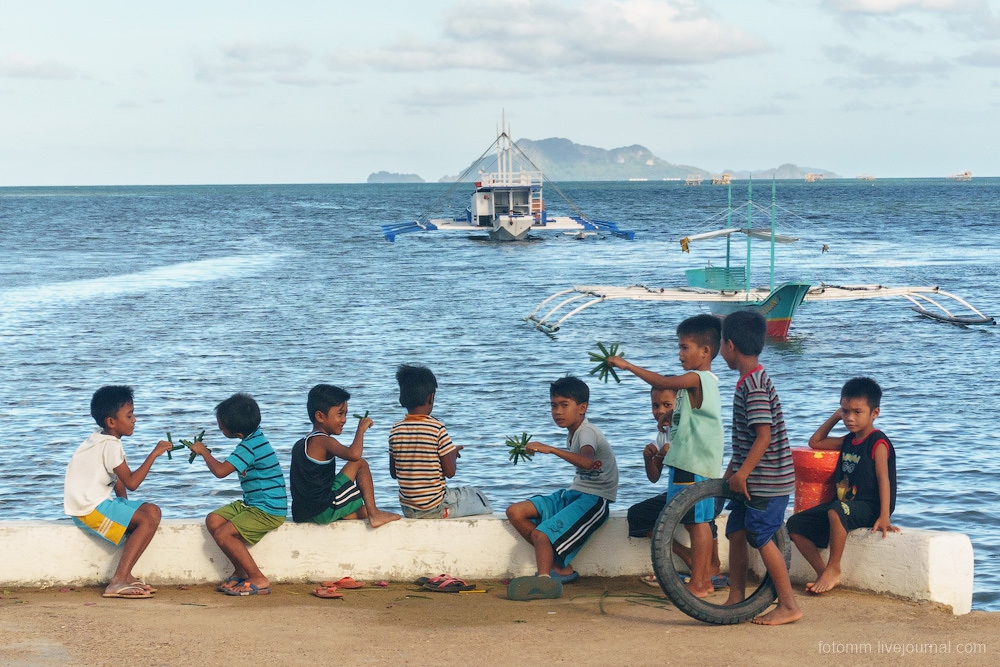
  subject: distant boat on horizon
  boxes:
[947,171,972,181]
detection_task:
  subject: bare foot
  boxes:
[368,510,401,528]
[686,580,714,599]
[753,604,803,625]
[806,567,841,594]
[722,593,745,606]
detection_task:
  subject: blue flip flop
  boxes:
[507,575,562,601]
[216,576,244,593]
[224,582,271,596]
[549,570,580,584]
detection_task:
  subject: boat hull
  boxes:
[705,281,812,338]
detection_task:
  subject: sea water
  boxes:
[1,179,997,609]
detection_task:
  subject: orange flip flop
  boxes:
[312,585,343,599]
[321,577,364,590]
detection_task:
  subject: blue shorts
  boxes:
[666,467,715,525]
[530,489,610,568]
[725,495,789,549]
[73,497,145,546]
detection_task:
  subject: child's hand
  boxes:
[454,444,464,458]
[727,471,751,500]
[606,355,626,369]
[871,517,900,538]
[152,440,174,457]
[356,416,373,433]
[187,441,209,457]
[526,442,554,455]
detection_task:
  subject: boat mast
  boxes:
[769,177,777,292]
[746,176,752,294]
[725,181,732,270]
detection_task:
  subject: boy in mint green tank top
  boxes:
[608,313,725,598]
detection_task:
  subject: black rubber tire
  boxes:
[650,478,791,625]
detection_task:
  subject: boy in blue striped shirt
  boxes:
[719,310,800,625]
[188,393,287,596]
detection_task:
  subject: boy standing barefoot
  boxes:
[719,310,800,625]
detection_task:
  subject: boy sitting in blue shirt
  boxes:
[187,392,287,596]
[505,376,619,601]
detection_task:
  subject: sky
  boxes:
[2,0,998,185]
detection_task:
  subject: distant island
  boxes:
[373,138,837,183]
[367,171,425,184]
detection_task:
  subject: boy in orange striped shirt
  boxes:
[388,364,491,519]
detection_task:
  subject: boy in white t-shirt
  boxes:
[63,385,172,599]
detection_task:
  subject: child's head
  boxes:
[549,375,589,430]
[675,313,722,369]
[90,385,135,436]
[721,310,766,356]
[307,384,351,433]
[650,387,677,433]
[215,392,261,439]
[307,384,350,422]
[840,377,882,435]
[396,364,437,411]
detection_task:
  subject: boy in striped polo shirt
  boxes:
[187,393,287,596]
[719,310,800,625]
[388,364,491,519]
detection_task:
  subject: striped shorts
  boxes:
[530,489,610,568]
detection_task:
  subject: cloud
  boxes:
[823,0,1000,39]
[958,46,1000,65]
[0,54,80,80]
[196,42,349,87]
[329,0,770,76]
[825,0,979,13]
[823,43,953,87]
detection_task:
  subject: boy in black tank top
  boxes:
[787,377,898,595]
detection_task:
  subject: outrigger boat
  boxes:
[381,119,634,243]
[526,180,994,337]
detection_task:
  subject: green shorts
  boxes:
[211,500,285,546]
[308,473,365,524]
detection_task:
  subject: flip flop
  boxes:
[414,573,450,586]
[549,570,580,584]
[216,576,244,593]
[312,586,343,599]
[423,577,476,593]
[639,574,660,588]
[711,574,730,588]
[507,575,562,601]
[131,580,157,594]
[224,582,270,596]
[321,576,364,590]
[102,584,152,599]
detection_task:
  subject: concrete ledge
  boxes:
[0,515,973,614]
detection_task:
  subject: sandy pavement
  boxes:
[0,577,996,666]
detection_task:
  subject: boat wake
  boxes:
[0,253,287,322]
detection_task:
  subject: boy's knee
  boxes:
[134,503,161,526]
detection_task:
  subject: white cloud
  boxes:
[0,54,79,80]
[196,42,347,87]
[823,44,953,87]
[825,0,980,13]
[329,0,769,75]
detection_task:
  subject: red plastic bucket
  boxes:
[791,447,840,513]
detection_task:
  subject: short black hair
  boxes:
[91,385,134,428]
[842,377,882,410]
[550,375,589,405]
[722,310,766,356]
[307,384,350,423]
[215,392,262,436]
[676,313,722,358]
[396,364,437,410]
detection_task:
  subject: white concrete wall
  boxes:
[0,515,973,614]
